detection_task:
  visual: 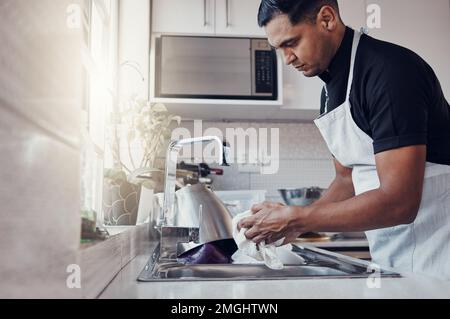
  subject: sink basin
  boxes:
[138,243,400,282]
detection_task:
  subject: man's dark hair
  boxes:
[258,0,340,27]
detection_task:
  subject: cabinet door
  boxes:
[215,0,265,37]
[366,0,450,98]
[152,0,215,34]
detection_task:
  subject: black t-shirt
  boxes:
[319,27,450,166]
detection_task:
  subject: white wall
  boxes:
[118,0,151,102]
[0,0,83,298]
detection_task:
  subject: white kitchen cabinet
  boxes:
[152,0,215,35]
[365,0,450,98]
[215,0,265,37]
[152,0,264,37]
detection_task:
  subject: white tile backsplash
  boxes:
[250,159,335,201]
[247,122,332,159]
[211,165,251,191]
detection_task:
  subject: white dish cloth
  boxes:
[231,211,305,270]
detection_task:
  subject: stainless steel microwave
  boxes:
[154,36,278,100]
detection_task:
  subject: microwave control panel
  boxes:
[251,39,277,98]
[255,50,274,94]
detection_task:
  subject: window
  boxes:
[80,0,118,232]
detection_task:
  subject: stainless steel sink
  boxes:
[138,243,400,282]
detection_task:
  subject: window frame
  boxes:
[81,0,119,227]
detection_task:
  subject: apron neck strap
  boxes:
[346,30,362,100]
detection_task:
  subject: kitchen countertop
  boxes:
[99,241,450,299]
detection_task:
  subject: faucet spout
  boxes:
[158,136,225,227]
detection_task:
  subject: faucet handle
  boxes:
[222,141,231,166]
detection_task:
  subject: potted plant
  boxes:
[103,97,181,226]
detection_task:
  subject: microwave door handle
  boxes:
[203,0,207,26]
[226,0,229,28]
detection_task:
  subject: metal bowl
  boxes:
[278,187,325,206]
[279,188,366,240]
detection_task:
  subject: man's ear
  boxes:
[317,6,339,31]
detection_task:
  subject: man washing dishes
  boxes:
[239,0,450,280]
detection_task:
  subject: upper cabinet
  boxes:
[152,0,264,37]
[152,0,216,35]
[215,0,265,37]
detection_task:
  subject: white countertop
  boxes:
[100,242,450,299]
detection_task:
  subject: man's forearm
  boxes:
[290,147,426,233]
[310,176,355,207]
[292,188,417,233]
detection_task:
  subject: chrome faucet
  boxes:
[158,136,226,261]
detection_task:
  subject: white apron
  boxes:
[314,31,450,280]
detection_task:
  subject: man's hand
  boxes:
[237,201,303,245]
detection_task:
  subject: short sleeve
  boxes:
[367,56,430,154]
